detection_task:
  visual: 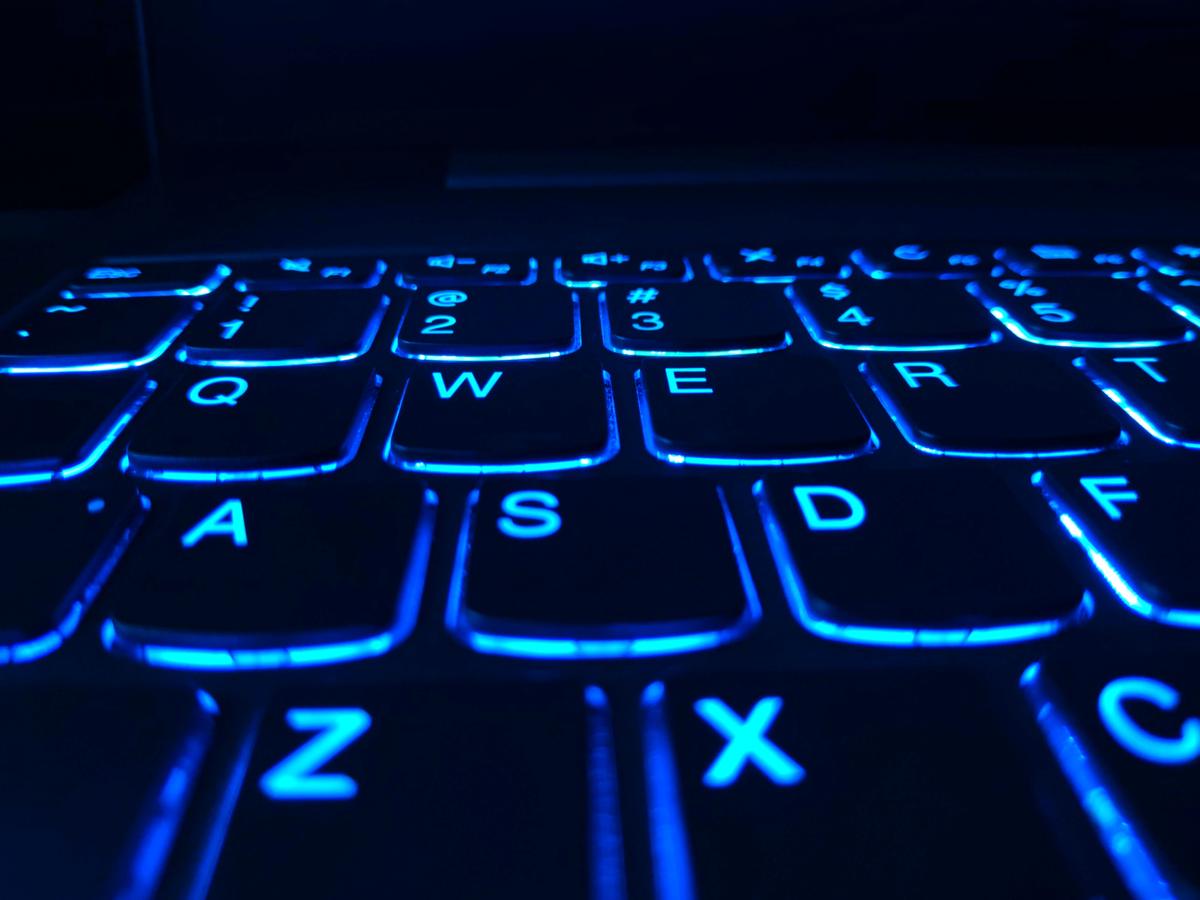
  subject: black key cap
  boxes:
[0,688,215,900]
[851,243,991,279]
[229,256,386,291]
[642,672,1096,899]
[1076,349,1200,447]
[392,252,536,286]
[1034,464,1200,627]
[558,250,691,286]
[202,686,619,898]
[755,472,1090,645]
[449,481,758,657]
[635,357,874,465]
[1139,273,1200,325]
[601,283,792,356]
[787,278,999,350]
[1132,242,1200,277]
[386,362,616,473]
[178,289,390,367]
[967,276,1193,347]
[0,296,199,373]
[998,243,1138,277]
[392,284,579,361]
[101,483,435,669]
[124,366,380,482]
[0,374,152,485]
[1023,653,1200,897]
[61,260,230,299]
[0,488,142,664]
[704,246,850,282]
[862,350,1122,456]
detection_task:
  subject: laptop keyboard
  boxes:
[1,241,1197,899]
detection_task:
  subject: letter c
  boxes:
[1098,676,1200,766]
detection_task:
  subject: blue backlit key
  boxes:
[392,284,579,361]
[1139,273,1200,323]
[641,673,1099,899]
[1076,348,1200,446]
[967,276,1193,347]
[100,483,435,669]
[178,289,390,367]
[230,257,386,291]
[998,244,1138,277]
[123,366,380,481]
[1022,653,1200,898]
[704,246,850,282]
[601,283,792,356]
[851,243,991,279]
[60,260,230,299]
[787,278,999,350]
[448,480,758,657]
[392,253,535,286]
[1132,242,1200,277]
[202,686,618,898]
[755,472,1090,645]
[558,250,690,287]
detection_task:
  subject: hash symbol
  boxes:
[627,287,659,304]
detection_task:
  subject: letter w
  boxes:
[432,371,502,399]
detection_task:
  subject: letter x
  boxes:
[693,697,805,788]
[740,247,776,263]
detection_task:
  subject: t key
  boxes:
[1076,348,1200,447]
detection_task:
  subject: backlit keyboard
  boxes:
[2,241,1198,899]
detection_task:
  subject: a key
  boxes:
[178,289,390,367]
[787,278,1000,350]
[392,284,579,361]
[123,366,380,482]
[1033,464,1200,627]
[641,673,1101,899]
[601,284,792,356]
[229,256,386,291]
[755,471,1090,645]
[200,686,620,898]
[862,350,1122,456]
[1132,242,1200,277]
[558,251,691,287]
[0,488,142,664]
[392,253,536,287]
[851,243,991,279]
[448,481,758,657]
[1076,349,1200,447]
[0,374,152,485]
[967,276,1193,347]
[0,688,215,900]
[704,246,850,282]
[997,243,1139,277]
[1023,653,1200,897]
[386,362,616,473]
[60,260,230,299]
[635,357,874,465]
[100,483,435,669]
[0,296,200,373]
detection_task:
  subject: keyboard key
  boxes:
[448,481,758,657]
[0,374,152,485]
[61,260,230,299]
[641,673,1097,899]
[967,276,1194,347]
[0,489,142,664]
[229,256,386,291]
[851,243,991,279]
[392,284,579,361]
[0,296,200,373]
[635,357,874,465]
[1034,464,1200,627]
[392,253,536,286]
[787,278,999,350]
[601,283,792,356]
[124,366,380,482]
[0,688,215,900]
[101,483,435,669]
[755,472,1090,645]
[1076,349,1200,447]
[998,243,1138,277]
[386,362,616,473]
[202,687,620,898]
[178,289,390,367]
[862,350,1122,456]
[558,250,691,286]
[1132,242,1200,277]
[704,246,850,282]
[1023,653,1200,898]
[1139,273,1200,324]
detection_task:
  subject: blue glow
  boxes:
[1137,279,1200,328]
[62,263,231,300]
[693,697,805,788]
[702,252,852,283]
[444,486,761,659]
[1098,676,1200,766]
[585,687,628,900]
[554,256,694,289]
[185,720,257,898]
[1131,246,1195,278]
[598,292,791,357]
[1021,663,1176,900]
[640,682,697,900]
[395,257,536,289]
[390,292,581,361]
[754,480,1093,646]
[1073,358,1200,450]
[259,708,372,800]
[849,248,979,281]
[232,259,387,293]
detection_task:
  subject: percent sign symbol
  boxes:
[998,279,1048,298]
